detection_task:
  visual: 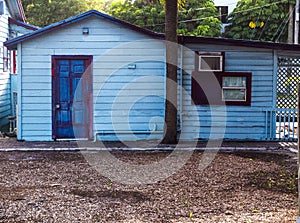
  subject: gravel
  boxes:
[0,149,297,222]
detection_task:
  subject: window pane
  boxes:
[223,76,246,87]
[223,89,246,101]
[200,56,221,71]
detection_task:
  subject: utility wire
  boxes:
[274,6,295,42]
[179,0,288,24]
[142,0,293,43]
[271,6,293,42]
[143,0,289,27]
[258,15,271,40]
[250,7,262,40]
[193,1,238,11]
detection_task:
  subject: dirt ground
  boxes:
[0,137,297,149]
[0,139,298,222]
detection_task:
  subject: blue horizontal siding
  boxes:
[97,132,163,141]
[20,16,166,141]
[181,45,275,140]
[0,73,11,128]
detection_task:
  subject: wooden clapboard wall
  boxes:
[0,1,11,129]
[19,17,165,141]
[180,44,276,140]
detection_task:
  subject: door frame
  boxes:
[51,55,93,140]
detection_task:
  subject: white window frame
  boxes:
[198,53,223,72]
[221,76,247,102]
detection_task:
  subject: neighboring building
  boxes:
[178,36,300,141]
[215,6,229,33]
[5,10,300,141]
[0,0,37,130]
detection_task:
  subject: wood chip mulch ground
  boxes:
[0,147,298,222]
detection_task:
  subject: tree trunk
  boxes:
[161,0,178,144]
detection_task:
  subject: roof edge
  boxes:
[5,9,300,52]
[17,0,26,22]
[178,35,300,51]
[4,10,164,50]
[6,0,26,22]
[9,17,38,31]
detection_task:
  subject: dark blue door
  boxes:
[52,57,92,139]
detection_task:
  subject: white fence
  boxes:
[274,108,297,141]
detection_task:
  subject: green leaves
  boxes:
[22,0,114,27]
[110,1,165,33]
[110,0,221,37]
[22,0,221,37]
[224,0,293,42]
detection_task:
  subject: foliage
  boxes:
[109,0,165,33]
[22,0,113,27]
[109,0,222,36]
[224,0,295,42]
[177,0,221,36]
[22,0,221,37]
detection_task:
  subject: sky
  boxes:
[213,0,238,12]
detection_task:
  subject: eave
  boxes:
[6,0,26,22]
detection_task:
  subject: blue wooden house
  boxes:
[4,10,300,141]
[0,0,37,131]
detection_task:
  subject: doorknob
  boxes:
[55,104,61,109]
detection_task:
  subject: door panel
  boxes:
[52,56,92,139]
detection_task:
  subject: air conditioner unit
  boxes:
[199,54,223,72]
